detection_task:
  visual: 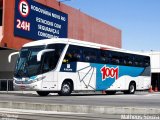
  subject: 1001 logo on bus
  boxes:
[101,65,119,81]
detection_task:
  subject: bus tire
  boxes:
[124,82,136,94]
[58,81,72,96]
[36,91,50,96]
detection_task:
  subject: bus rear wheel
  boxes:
[58,81,72,96]
[36,91,50,96]
[124,82,136,94]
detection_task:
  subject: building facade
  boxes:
[148,52,160,91]
[0,0,121,50]
[0,0,121,81]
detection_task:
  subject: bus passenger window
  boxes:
[111,53,119,65]
[83,48,97,63]
[128,56,133,65]
[137,57,143,67]
[63,45,82,64]
[134,61,139,66]
[100,57,106,63]
[99,50,110,64]
[144,57,150,67]
[72,52,81,61]
[63,52,72,63]
[123,55,132,66]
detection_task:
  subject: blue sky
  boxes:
[64,0,160,51]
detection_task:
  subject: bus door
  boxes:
[41,51,57,90]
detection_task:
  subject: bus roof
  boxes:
[23,38,149,56]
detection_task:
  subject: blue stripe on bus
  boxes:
[90,63,144,90]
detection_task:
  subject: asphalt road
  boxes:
[0,108,121,120]
[0,91,160,108]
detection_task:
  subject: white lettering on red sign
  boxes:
[18,0,30,17]
[101,65,119,81]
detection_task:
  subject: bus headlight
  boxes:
[30,76,46,83]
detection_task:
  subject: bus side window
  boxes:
[144,57,150,67]
[137,56,143,67]
[83,48,97,63]
[63,45,81,64]
[134,61,139,66]
[99,50,110,64]
[83,49,89,62]
[72,50,81,61]
[110,52,120,65]
[111,57,118,64]
[128,55,133,66]
[123,55,132,66]
[118,56,124,65]
[134,55,141,67]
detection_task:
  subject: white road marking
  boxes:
[0,108,86,115]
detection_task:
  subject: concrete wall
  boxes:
[147,52,160,90]
[0,49,17,79]
[148,52,160,73]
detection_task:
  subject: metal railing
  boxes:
[0,79,14,92]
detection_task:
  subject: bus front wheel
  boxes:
[58,81,72,96]
[36,91,50,96]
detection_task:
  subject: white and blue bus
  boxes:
[9,38,151,96]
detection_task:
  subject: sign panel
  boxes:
[14,0,68,40]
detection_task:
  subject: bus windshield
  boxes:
[14,44,66,78]
[14,45,45,78]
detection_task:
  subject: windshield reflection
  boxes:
[15,46,45,78]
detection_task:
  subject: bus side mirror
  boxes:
[37,49,55,62]
[8,52,19,63]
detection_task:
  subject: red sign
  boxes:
[18,0,30,17]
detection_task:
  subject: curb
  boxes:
[0,101,160,114]
[0,91,37,95]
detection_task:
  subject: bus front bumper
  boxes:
[13,81,42,91]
